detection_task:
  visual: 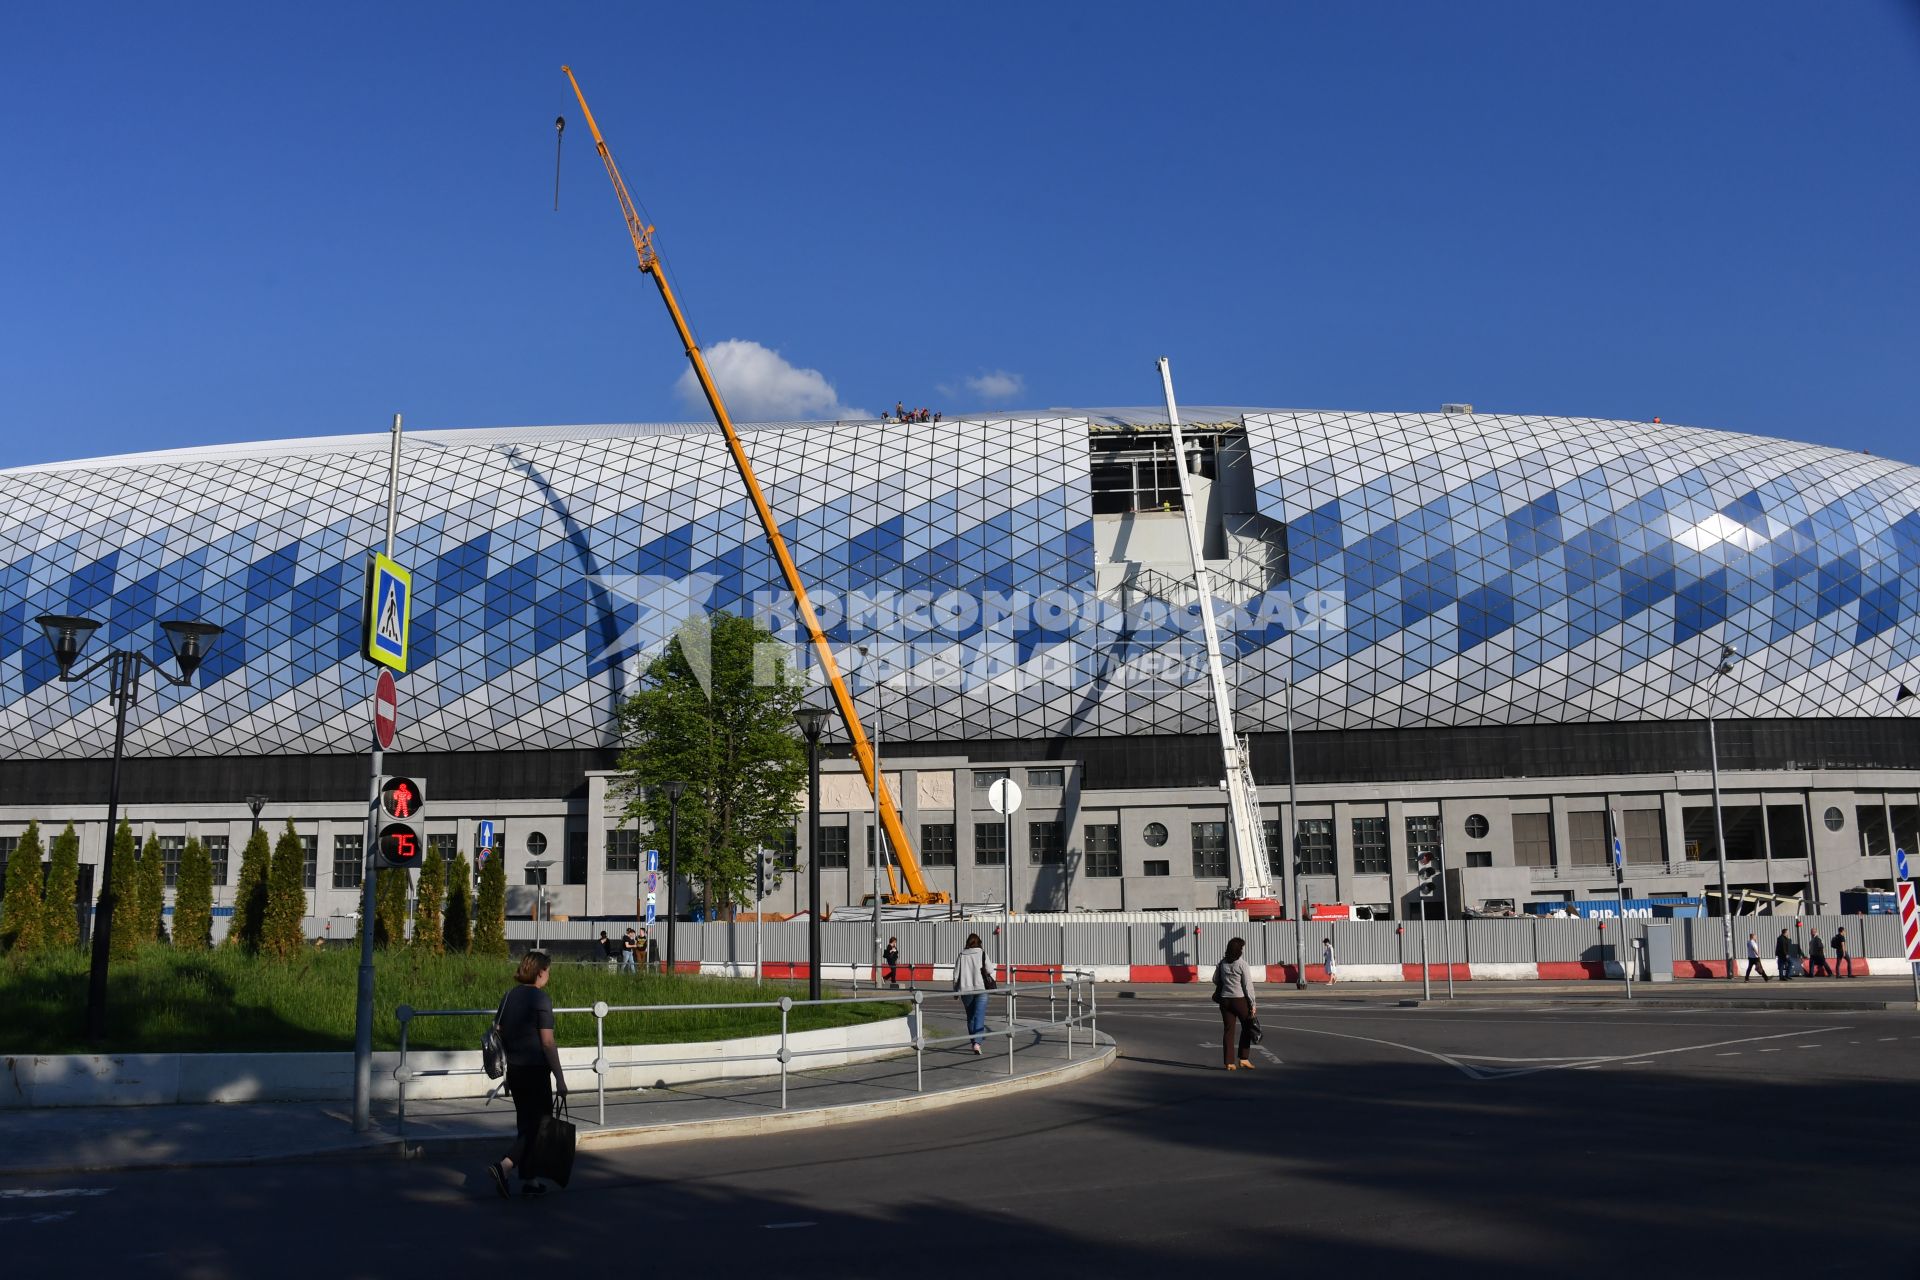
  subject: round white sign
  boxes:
[986,777,1023,816]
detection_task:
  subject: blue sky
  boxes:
[2,2,1915,468]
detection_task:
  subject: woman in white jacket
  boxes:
[952,932,994,1054]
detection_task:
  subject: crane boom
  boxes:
[563,66,943,904]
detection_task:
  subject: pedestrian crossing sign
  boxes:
[363,552,412,673]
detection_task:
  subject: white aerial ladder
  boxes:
[1156,359,1280,916]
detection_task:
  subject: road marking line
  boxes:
[1715,1052,1740,1056]
[1797,1045,1820,1049]
[0,1189,111,1200]
[1759,1048,1783,1053]
[1880,1037,1899,1042]
[764,1222,817,1230]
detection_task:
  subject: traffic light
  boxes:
[376,774,426,869]
[1416,848,1441,900]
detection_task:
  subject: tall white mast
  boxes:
[1156,359,1274,906]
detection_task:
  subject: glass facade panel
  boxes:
[159,835,185,888]
[1405,815,1441,873]
[1191,822,1228,879]
[1030,820,1065,866]
[332,835,362,889]
[920,823,956,867]
[606,829,641,872]
[974,824,1006,866]
[816,826,849,868]
[301,834,317,889]
[205,835,229,886]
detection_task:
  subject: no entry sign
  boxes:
[374,669,398,750]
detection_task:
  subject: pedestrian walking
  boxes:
[883,936,901,988]
[1807,928,1830,977]
[487,949,568,1199]
[952,932,994,1053]
[1213,936,1257,1070]
[1743,933,1770,981]
[1832,927,1852,977]
[1774,928,1793,980]
[1321,936,1338,983]
[598,930,621,971]
[619,927,638,973]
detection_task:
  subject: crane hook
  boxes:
[553,115,567,212]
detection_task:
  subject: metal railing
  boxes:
[391,970,1098,1135]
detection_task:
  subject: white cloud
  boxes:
[675,339,871,421]
[964,370,1025,402]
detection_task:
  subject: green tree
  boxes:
[374,865,411,948]
[106,820,141,959]
[471,848,507,957]
[411,850,445,954]
[227,827,272,950]
[442,852,472,953]
[261,820,308,959]
[1,820,46,953]
[138,832,169,944]
[173,838,214,951]
[41,823,80,949]
[615,612,806,916]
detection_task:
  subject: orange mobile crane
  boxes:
[562,66,946,906]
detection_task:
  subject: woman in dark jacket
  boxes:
[488,950,568,1198]
[1213,936,1257,1071]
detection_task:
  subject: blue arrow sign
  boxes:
[477,820,495,851]
[646,848,659,872]
[1898,847,1910,881]
[645,902,657,924]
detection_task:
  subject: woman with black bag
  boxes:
[1213,936,1257,1071]
[487,949,568,1199]
[952,932,995,1054]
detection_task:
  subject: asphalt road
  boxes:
[6,994,1916,1278]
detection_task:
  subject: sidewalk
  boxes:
[1110,975,1919,1012]
[0,1016,1114,1178]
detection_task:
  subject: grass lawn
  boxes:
[0,946,908,1055]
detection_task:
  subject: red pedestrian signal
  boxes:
[375,775,427,869]
[380,776,420,820]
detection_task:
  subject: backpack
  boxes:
[481,990,512,1080]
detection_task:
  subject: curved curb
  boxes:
[406,1036,1120,1161]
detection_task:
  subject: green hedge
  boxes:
[0,947,905,1054]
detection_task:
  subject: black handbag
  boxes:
[481,992,510,1080]
[528,1095,576,1187]
[981,953,998,990]
[1246,1017,1264,1045]
[1210,969,1225,1005]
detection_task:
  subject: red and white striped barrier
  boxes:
[683,958,1916,983]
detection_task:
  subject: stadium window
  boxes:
[1465,851,1493,868]
[1512,812,1554,869]
[1623,809,1664,864]
[1297,818,1335,877]
[920,823,956,867]
[1084,824,1120,877]
[775,827,798,870]
[0,836,17,882]
[1261,819,1285,877]
[1404,815,1441,874]
[1464,814,1490,839]
[427,833,458,863]
[1568,811,1608,866]
[1030,820,1065,866]
[564,830,588,885]
[1191,821,1228,878]
[1351,816,1389,875]
[205,835,229,886]
[159,834,185,888]
[972,769,1009,791]
[1765,806,1808,861]
[1143,859,1171,877]
[301,834,317,889]
[1027,768,1065,789]
[605,829,641,872]
[332,835,363,890]
[1855,805,1891,860]
[974,824,1007,866]
[816,825,849,869]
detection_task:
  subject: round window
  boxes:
[1142,821,1169,848]
[1823,807,1844,832]
[527,831,549,856]
[1464,814,1490,839]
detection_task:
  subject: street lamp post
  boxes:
[663,781,686,972]
[1703,644,1738,980]
[526,858,553,949]
[246,794,267,837]
[37,613,223,1042]
[795,707,829,1001]
[1283,674,1306,989]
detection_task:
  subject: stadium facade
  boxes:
[2,408,1917,931]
